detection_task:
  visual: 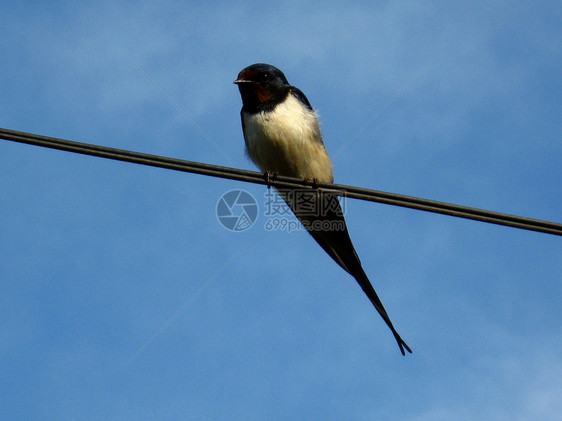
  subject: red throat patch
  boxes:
[237,69,272,103]
[253,84,271,102]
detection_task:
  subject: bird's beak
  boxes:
[233,79,251,84]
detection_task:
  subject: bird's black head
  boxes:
[234,63,291,112]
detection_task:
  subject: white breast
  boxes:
[243,94,334,183]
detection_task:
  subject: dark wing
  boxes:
[240,110,251,153]
[289,87,313,111]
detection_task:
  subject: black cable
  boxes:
[1,127,560,236]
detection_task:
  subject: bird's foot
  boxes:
[263,171,278,189]
[312,178,319,189]
[303,177,319,189]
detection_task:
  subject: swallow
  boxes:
[234,63,412,355]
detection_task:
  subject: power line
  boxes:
[1,127,561,236]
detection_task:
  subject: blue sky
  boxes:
[1,1,561,419]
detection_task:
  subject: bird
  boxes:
[234,63,412,355]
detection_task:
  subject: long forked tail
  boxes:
[279,188,412,355]
[312,226,412,355]
[352,265,412,355]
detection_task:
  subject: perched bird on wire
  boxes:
[235,63,411,355]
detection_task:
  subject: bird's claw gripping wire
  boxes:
[303,177,319,189]
[311,178,319,189]
[263,171,278,189]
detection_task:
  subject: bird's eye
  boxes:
[260,72,271,82]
